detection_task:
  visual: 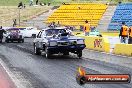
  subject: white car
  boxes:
[18,27,41,38]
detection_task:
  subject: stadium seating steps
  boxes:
[46,3,107,27]
[108,3,132,31]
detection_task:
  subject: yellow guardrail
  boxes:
[76,35,110,53]
[113,44,132,56]
[73,32,119,37]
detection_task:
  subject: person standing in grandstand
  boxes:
[48,21,57,28]
[0,26,6,43]
[119,22,129,44]
[83,20,91,36]
[56,21,61,27]
[36,0,39,5]
[128,26,132,44]
[29,0,33,6]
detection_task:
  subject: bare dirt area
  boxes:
[0,6,52,26]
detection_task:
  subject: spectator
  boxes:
[118,1,122,4]
[119,22,129,44]
[91,26,96,32]
[24,4,26,8]
[106,2,109,5]
[13,19,17,27]
[29,0,33,6]
[36,0,38,5]
[78,6,81,10]
[83,20,91,36]
[18,1,23,8]
[48,22,57,28]
[128,26,132,44]
[62,2,66,5]
[0,26,6,43]
[48,2,51,6]
[80,25,83,31]
[40,2,44,6]
[44,3,46,5]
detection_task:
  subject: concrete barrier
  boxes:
[113,44,132,56]
[73,32,119,37]
[76,35,110,53]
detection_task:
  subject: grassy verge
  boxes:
[0,0,131,6]
[0,6,52,26]
[0,0,124,6]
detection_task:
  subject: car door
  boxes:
[35,31,43,49]
[41,30,48,47]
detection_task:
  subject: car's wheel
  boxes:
[34,43,41,55]
[63,52,69,55]
[45,47,51,59]
[77,50,82,59]
[21,39,24,43]
[0,39,2,43]
[5,39,9,43]
[18,40,21,43]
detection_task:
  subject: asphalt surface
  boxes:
[0,38,132,88]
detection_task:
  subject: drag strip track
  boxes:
[0,38,132,88]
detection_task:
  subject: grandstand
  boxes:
[46,3,108,28]
[108,3,132,30]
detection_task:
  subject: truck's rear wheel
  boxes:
[34,44,41,55]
